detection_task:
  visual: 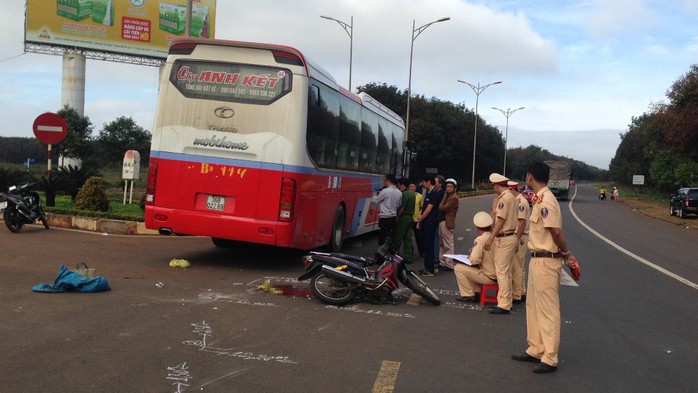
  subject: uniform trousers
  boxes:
[438,221,455,268]
[421,219,438,271]
[493,236,518,310]
[525,257,562,367]
[393,215,414,262]
[454,264,496,297]
[512,234,529,300]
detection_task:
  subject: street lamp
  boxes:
[321,15,353,90]
[492,106,525,176]
[404,17,450,177]
[457,79,501,189]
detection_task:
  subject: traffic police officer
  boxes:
[508,180,530,303]
[484,173,519,314]
[511,162,579,374]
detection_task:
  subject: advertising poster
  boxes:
[25,0,217,59]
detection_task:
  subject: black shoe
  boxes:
[533,362,557,374]
[488,306,510,314]
[455,295,478,303]
[511,353,540,363]
[513,298,523,304]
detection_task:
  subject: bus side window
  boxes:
[390,123,404,175]
[338,97,360,171]
[307,85,323,165]
[376,119,390,174]
[360,110,378,173]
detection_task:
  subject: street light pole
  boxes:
[457,80,501,189]
[491,106,525,176]
[404,17,450,177]
[321,15,353,90]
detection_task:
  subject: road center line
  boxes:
[567,186,698,291]
[372,360,400,393]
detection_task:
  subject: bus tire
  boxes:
[329,205,345,252]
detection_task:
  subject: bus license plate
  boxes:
[206,195,225,211]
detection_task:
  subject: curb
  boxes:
[44,213,159,236]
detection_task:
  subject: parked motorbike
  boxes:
[298,237,441,306]
[0,183,50,233]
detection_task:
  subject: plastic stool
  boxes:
[480,284,499,306]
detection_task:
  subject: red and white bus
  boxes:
[145,38,405,251]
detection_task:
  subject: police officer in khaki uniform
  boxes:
[508,180,530,303]
[511,162,579,374]
[484,173,519,314]
[453,212,497,302]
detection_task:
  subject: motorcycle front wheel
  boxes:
[404,271,441,305]
[4,208,23,233]
[310,273,357,306]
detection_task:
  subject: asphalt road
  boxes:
[1,184,696,393]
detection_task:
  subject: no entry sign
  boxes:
[33,112,68,144]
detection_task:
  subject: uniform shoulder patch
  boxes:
[541,207,549,218]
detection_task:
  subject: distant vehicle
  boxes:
[522,185,534,205]
[669,187,698,218]
[544,161,572,200]
[570,180,576,186]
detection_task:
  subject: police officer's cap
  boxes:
[489,173,509,185]
[445,178,457,187]
[507,180,519,189]
[473,211,493,228]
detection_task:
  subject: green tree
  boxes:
[56,105,94,160]
[95,116,151,165]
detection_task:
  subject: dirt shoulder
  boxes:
[621,197,698,231]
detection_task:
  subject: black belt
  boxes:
[496,231,516,238]
[530,252,563,259]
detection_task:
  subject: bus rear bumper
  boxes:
[145,206,294,247]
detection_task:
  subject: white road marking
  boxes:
[567,186,698,291]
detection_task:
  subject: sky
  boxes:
[2,0,698,169]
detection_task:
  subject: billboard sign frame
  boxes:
[25,0,216,60]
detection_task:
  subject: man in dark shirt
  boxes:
[416,174,440,276]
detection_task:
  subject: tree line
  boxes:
[0,105,151,169]
[609,64,698,191]
[357,83,604,186]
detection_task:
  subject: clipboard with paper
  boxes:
[443,254,472,266]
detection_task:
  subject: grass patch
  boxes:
[44,194,144,222]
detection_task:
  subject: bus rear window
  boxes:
[169,60,293,105]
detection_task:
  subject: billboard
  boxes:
[25,0,217,59]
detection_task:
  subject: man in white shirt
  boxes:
[371,174,402,246]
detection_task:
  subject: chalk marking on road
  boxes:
[183,321,297,364]
[567,186,698,291]
[372,360,401,393]
[166,362,192,392]
[324,305,416,319]
[196,368,248,390]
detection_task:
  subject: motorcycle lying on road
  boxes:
[298,237,441,306]
[0,183,50,233]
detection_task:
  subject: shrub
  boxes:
[0,167,30,192]
[74,176,110,212]
[57,164,100,200]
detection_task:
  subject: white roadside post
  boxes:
[122,150,141,204]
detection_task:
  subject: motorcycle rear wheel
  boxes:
[404,272,441,305]
[310,273,357,305]
[4,208,23,233]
